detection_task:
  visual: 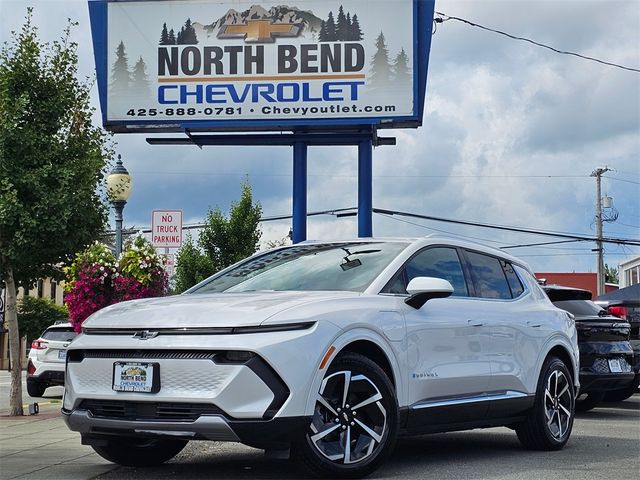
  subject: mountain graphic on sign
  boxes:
[192,5,323,42]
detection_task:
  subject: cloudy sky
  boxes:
[1,0,639,275]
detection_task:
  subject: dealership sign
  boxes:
[151,210,183,248]
[88,0,435,132]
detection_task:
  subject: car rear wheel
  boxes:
[295,352,398,478]
[516,356,574,450]
[26,379,47,398]
[92,438,188,467]
[575,391,605,412]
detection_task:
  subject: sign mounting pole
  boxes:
[292,141,308,243]
[358,138,373,237]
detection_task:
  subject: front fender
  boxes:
[302,327,406,418]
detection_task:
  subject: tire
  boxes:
[575,391,605,412]
[516,356,575,450]
[92,438,188,467]
[26,379,47,398]
[603,377,639,403]
[295,352,398,479]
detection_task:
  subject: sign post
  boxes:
[151,210,183,249]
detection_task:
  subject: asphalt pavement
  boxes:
[1,370,638,480]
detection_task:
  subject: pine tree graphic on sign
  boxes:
[131,56,150,96]
[110,41,131,96]
[369,32,392,90]
[392,48,411,88]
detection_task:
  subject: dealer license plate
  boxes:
[112,362,157,393]
[58,350,66,360]
[608,358,623,373]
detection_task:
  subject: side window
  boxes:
[403,247,469,297]
[465,251,512,300]
[501,261,525,298]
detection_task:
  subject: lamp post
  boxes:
[106,154,132,258]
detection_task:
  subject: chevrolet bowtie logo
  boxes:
[218,20,301,43]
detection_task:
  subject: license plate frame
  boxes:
[608,358,623,373]
[112,362,160,393]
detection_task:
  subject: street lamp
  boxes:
[106,154,132,257]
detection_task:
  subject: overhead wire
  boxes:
[434,11,640,73]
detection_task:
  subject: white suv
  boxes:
[63,238,579,478]
[27,322,77,397]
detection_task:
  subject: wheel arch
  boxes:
[337,340,396,388]
[546,345,576,384]
[303,329,405,416]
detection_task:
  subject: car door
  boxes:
[462,250,543,417]
[383,246,492,428]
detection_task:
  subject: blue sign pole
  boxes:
[358,139,373,237]
[292,142,308,243]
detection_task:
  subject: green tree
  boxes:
[173,179,262,293]
[605,264,619,284]
[173,234,213,293]
[18,296,68,345]
[199,179,262,270]
[0,10,111,415]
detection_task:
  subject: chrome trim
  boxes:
[64,410,240,441]
[82,321,316,336]
[411,390,530,410]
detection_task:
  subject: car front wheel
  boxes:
[516,356,575,450]
[295,352,398,478]
[92,438,188,467]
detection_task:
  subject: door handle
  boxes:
[467,319,485,327]
[527,321,542,328]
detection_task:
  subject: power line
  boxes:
[603,176,640,185]
[373,208,640,246]
[434,12,640,73]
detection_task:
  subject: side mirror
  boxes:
[405,277,454,309]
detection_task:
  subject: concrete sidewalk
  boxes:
[0,403,118,480]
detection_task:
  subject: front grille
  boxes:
[591,357,633,374]
[79,400,225,421]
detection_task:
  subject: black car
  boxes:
[543,285,634,412]
[595,298,640,401]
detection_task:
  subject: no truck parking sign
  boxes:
[152,210,183,248]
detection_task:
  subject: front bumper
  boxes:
[62,408,310,448]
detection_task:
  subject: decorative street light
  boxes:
[106,154,132,258]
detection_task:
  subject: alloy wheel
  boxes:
[544,369,572,439]
[308,370,387,465]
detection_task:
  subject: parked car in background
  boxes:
[543,286,634,412]
[63,238,579,478]
[595,298,640,402]
[27,322,78,397]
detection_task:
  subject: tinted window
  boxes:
[465,251,512,300]
[192,242,409,294]
[42,328,77,342]
[395,247,468,296]
[552,300,605,317]
[502,261,525,298]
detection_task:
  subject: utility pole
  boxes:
[591,166,612,297]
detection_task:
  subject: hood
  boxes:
[82,291,359,330]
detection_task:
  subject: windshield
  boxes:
[552,300,606,317]
[191,242,409,294]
